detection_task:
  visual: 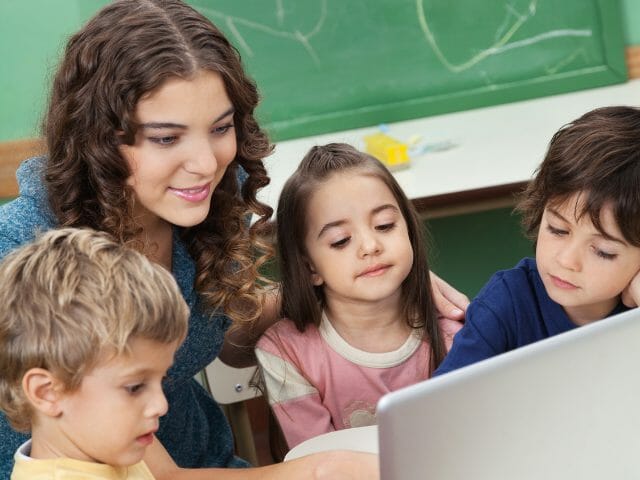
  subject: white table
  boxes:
[259,79,640,216]
[284,425,379,461]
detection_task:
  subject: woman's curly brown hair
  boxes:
[43,0,273,325]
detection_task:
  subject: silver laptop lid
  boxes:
[377,308,640,480]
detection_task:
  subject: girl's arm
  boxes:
[145,434,379,480]
[255,347,334,447]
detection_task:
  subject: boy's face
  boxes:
[54,337,179,466]
[536,193,640,325]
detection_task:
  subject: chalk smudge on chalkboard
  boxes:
[417,0,592,74]
[196,0,327,66]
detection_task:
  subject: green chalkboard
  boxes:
[191,0,626,141]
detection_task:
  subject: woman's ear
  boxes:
[22,368,64,418]
[119,144,137,187]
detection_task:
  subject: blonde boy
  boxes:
[0,228,188,479]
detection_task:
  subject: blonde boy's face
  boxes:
[50,338,179,466]
[536,193,640,325]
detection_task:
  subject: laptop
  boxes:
[376,307,640,480]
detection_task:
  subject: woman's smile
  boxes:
[168,184,211,202]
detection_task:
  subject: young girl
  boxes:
[435,106,640,376]
[256,143,462,448]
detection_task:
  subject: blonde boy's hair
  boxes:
[0,228,189,432]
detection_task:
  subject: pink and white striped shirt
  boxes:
[256,313,461,448]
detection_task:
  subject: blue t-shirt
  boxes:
[0,158,249,479]
[435,257,629,376]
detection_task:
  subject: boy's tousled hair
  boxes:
[517,106,640,245]
[44,0,273,327]
[0,228,189,432]
[276,143,447,373]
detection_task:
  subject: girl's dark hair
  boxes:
[517,106,640,246]
[43,0,273,324]
[276,143,447,372]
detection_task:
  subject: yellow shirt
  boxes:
[12,441,155,480]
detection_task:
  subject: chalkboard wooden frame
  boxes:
[195,0,626,141]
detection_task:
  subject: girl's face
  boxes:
[120,70,237,235]
[303,170,414,308]
[536,192,640,325]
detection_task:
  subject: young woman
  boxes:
[0,1,466,478]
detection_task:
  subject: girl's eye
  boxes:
[150,136,177,146]
[547,224,567,236]
[595,248,617,260]
[330,237,350,249]
[125,383,145,395]
[213,124,234,135]
[375,222,395,232]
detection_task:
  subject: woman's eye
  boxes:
[330,237,350,249]
[375,222,395,232]
[125,383,145,395]
[547,224,567,236]
[213,124,234,135]
[150,136,177,146]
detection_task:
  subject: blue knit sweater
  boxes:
[0,157,248,479]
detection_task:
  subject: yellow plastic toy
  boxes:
[363,132,410,170]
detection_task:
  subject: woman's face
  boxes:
[120,70,237,235]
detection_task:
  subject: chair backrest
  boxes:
[203,358,260,404]
[201,359,262,465]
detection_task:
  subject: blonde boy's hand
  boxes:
[430,271,469,321]
[621,269,640,308]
